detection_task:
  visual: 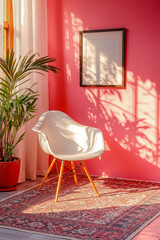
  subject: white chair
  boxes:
[32,111,105,202]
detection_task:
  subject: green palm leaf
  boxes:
[0,49,60,161]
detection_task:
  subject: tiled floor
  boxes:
[0,175,160,240]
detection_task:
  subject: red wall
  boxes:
[47,0,160,182]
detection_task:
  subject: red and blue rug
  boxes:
[0,174,160,240]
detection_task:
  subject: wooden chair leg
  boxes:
[81,161,99,196]
[71,161,78,186]
[55,160,64,202]
[38,157,56,191]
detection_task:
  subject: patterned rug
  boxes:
[0,173,160,240]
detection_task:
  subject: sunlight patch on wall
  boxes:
[66,63,72,84]
[64,11,70,51]
[71,12,83,69]
[84,71,160,167]
[64,11,84,84]
[101,172,109,178]
[65,29,70,50]
[137,76,158,164]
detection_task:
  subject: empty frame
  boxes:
[80,28,125,88]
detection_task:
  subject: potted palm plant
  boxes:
[0,49,59,190]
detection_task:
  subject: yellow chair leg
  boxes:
[81,161,99,197]
[55,160,64,202]
[38,157,56,191]
[71,161,78,186]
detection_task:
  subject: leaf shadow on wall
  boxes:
[63,11,160,181]
[83,73,160,181]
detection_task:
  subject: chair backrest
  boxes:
[32,111,105,158]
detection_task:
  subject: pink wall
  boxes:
[47,0,160,182]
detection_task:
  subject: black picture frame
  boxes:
[80,28,126,88]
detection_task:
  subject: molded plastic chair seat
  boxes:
[32,111,105,202]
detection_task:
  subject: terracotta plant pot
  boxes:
[0,158,21,191]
